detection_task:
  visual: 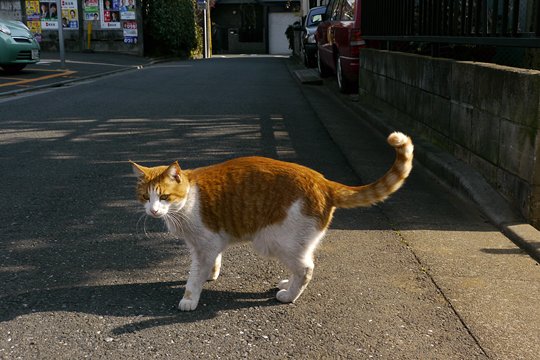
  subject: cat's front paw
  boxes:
[276,289,295,303]
[178,298,199,311]
[277,279,289,290]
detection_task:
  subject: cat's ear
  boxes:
[130,161,148,178]
[166,161,182,183]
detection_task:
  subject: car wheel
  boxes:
[303,50,309,67]
[317,48,331,78]
[336,56,354,93]
[2,64,26,74]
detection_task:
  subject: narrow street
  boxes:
[0,56,538,359]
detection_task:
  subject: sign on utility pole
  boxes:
[57,0,66,68]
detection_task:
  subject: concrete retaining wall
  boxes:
[359,48,540,227]
[0,1,22,20]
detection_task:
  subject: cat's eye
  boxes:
[142,194,149,201]
[160,194,170,201]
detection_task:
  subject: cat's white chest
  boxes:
[251,200,325,258]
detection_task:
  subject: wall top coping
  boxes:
[363,48,540,75]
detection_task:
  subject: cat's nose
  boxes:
[150,209,159,216]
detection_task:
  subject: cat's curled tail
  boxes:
[332,132,413,208]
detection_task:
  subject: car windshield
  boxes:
[309,14,322,26]
[307,10,324,26]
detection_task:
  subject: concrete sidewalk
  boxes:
[292,63,540,359]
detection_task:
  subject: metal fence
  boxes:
[361,0,540,48]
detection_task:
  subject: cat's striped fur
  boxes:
[131,132,413,310]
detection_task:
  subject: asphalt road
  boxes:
[0,56,532,359]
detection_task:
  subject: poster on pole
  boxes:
[83,0,99,20]
[26,1,42,41]
[122,20,137,44]
[101,0,121,29]
[60,0,79,29]
[39,1,58,29]
[119,0,136,20]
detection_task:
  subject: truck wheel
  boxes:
[317,48,331,78]
[336,56,354,93]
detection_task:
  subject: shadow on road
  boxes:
[0,279,281,334]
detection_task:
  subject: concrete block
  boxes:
[372,50,387,77]
[419,56,434,94]
[473,64,505,116]
[417,90,433,125]
[360,49,373,73]
[501,70,540,128]
[431,58,452,99]
[376,74,389,102]
[392,79,411,115]
[404,86,422,120]
[430,93,451,134]
[358,69,374,94]
[498,119,538,181]
[470,109,501,165]
[451,61,476,106]
[450,102,473,149]
[388,52,418,87]
[384,51,398,81]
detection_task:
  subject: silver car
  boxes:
[301,6,326,68]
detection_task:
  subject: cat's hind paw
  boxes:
[277,279,289,290]
[178,298,199,311]
[208,269,220,281]
[276,289,295,303]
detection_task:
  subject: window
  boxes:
[340,0,355,21]
[328,0,343,21]
[311,14,322,24]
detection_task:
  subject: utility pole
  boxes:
[206,0,212,57]
[57,0,66,68]
[197,0,210,58]
[203,1,207,58]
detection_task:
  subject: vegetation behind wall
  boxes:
[142,0,202,57]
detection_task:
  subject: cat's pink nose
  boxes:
[150,209,159,215]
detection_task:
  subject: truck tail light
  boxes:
[350,29,365,47]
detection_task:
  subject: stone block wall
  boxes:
[359,48,540,227]
[0,0,22,20]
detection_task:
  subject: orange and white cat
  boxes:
[131,132,413,311]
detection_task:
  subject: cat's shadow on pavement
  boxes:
[0,280,280,335]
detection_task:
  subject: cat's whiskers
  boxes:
[164,213,182,235]
[166,210,195,236]
[136,212,153,238]
[135,213,148,237]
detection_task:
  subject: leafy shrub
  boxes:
[143,0,202,57]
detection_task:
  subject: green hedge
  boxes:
[142,0,202,57]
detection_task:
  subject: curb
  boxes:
[0,56,169,99]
